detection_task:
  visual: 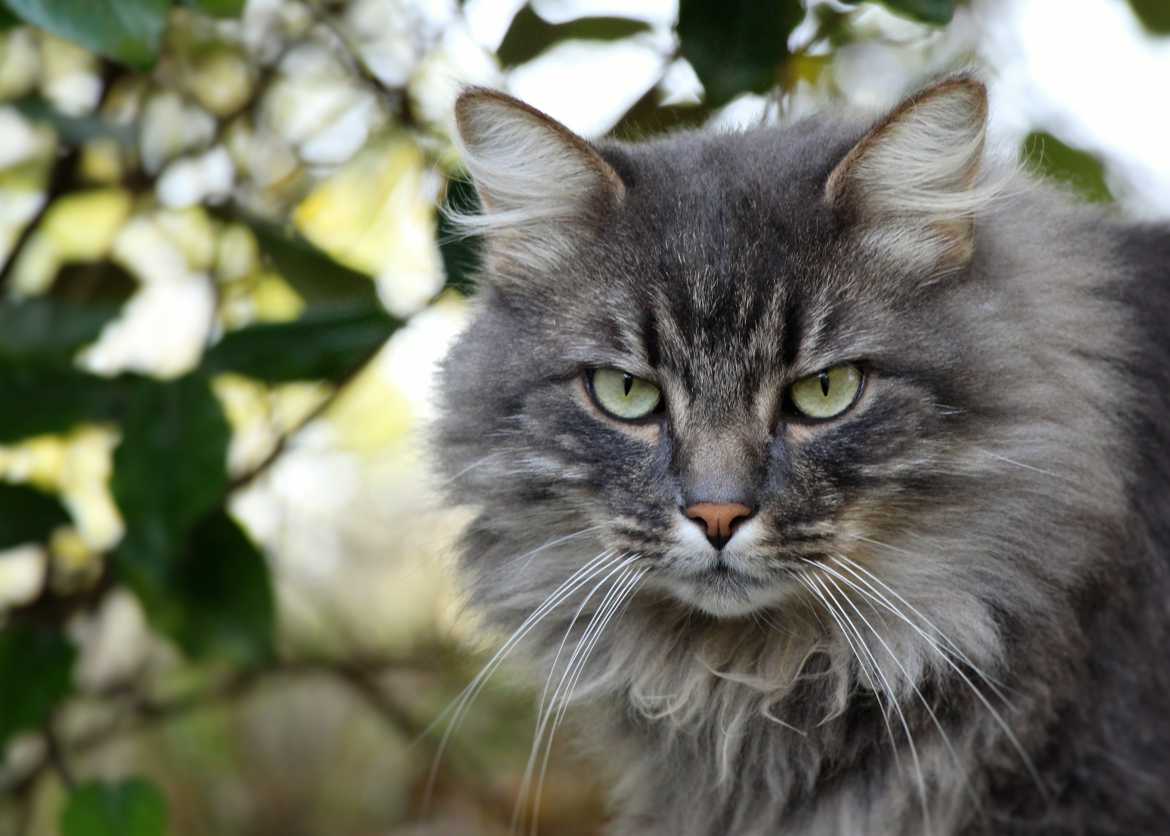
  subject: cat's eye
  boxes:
[587,368,662,421]
[788,363,864,420]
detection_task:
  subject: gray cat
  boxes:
[434,76,1170,835]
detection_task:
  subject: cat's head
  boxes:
[437,77,1123,630]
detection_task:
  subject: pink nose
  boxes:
[684,502,754,549]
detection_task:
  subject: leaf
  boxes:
[1,0,172,69]
[0,483,70,549]
[1128,0,1170,34]
[497,6,651,67]
[677,0,805,106]
[204,304,400,383]
[0,364,127,443]
[437,176,480,296]
[110,374,230,623]
[60,778,168,836]
[241,216,381,307]
[169,510,275,665]
[0,294,125,368]
[876,0,955,25]
[1022,131,1112,204]
[611,86,713,141]
[177,0,244,18]
[0,626,76,749]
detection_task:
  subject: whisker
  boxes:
[810,558,987,826]
[511,555,639,832]
[422,549,625,804]
[830,554,1048,801]
[517,525,606,570]
[795,572,901,776]
[838,547,1011,694]
[815,574,929,832]
[976,449,1059,478]
[527,566,645,835]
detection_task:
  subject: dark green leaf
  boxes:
[677,0,804,106]
[169,510,275,664]
[60,778,168,836]
[1022,131,1112,204]
[0,363,129,443]
[877,0,955,25]
[1128,0,1170,34]
[178,0,244,18]
[0,294,124,367]
[238,216,381,307]
[204,305,400,383]
[611,86,713,141]
[111,373,230,623]
[0,626,76,749]
[497,6,650,67]
[0,482,69,549]
[438,176,480,296]
[0,5,21,27]
[2,0,171,69]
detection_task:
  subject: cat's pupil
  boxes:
[819,371,831,397]
[623,373,633,396]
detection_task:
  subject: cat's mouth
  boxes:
[661,560,786,618]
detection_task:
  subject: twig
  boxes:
[43,724,76,791]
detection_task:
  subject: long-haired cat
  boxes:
[434,76,1170,835]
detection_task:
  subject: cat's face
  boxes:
[439,80,1030,620]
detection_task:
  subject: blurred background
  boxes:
[0,0,1166,833]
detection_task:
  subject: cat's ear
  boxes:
[454,88,624,241]
[826,76,991,273]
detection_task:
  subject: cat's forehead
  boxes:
[581,122,866,386]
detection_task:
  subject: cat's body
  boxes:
[435,78,1170,835]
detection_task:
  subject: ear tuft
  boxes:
[453,88,624,238]
[826,76,993,272]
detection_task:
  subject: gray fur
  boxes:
[434,77,1170,835]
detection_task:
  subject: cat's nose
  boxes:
[684,502,755,550]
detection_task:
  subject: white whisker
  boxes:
[830,554,1048,801]
[423,548,624,804]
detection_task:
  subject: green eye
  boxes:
[789,364,864,420]
[588,368,662,421]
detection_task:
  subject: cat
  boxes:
[433,75,1170,835]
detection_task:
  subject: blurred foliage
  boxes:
[1128,0,1170,34]
[0,0,170,67]
[0,0,1123,833]
[677,0,805,105]
[60,779,166,836]
[1023,131,1113,203]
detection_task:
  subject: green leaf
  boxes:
[108,376,272,663]
[204,304,400,383]
[110,374,230,623]
[876,0,955,24]
[0,295,123,367]
[60,778,168,836]
[178,0,244,18]
[0,364,128,443]
[497,6,650,67]
[0,482,70,549]
[1022,131,1112,204]
[677,0,804,106]
[611,86,713,141]
[1128,0,1170,34]
[169,510,275,664]
[438,176,480,296]
[1,0,172,68]
[239,217,381,307]
[0,626,76,749]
